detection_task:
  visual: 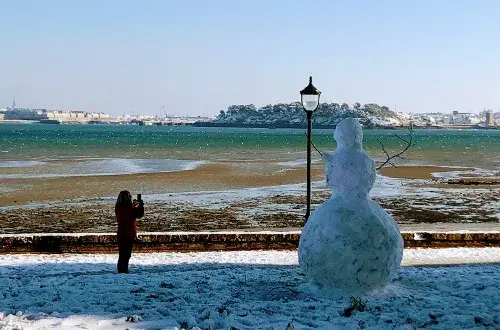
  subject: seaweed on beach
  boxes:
[0,183,499,233]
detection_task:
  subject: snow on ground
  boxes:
[1,249,500,329]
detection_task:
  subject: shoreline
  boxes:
[3,119,500,130]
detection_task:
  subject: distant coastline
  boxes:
[2,101,499,128]
[1,119,499,130]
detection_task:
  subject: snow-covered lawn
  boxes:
[1,249,500,329]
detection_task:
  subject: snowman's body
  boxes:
[298,118,403,294]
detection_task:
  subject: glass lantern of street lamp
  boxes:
[300,76,321,112]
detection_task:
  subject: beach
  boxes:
[1,161,499,234]
[1,124,499,234]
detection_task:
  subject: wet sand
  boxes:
[0,162,324,207]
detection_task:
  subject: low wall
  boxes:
[1,231,500,254]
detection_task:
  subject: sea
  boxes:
[0,123,499,178]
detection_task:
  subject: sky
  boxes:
[1,0,499,116]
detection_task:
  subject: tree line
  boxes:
[215,102,397,127]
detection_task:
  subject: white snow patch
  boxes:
[1,249,500,329]
[0,159,206,179]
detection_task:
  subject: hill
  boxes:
[207,102,399,128]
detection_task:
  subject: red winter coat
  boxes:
[115,203,144,241]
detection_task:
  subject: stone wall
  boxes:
[1,231,500,254]
[402,232,500,248]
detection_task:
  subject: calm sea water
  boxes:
[0,123,499,170]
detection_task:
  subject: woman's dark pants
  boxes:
[117,239,133,274]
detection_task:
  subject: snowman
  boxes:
[298,118,403,294]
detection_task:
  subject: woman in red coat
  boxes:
[115,190,144,274]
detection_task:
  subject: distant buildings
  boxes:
[117,114,213,125]
[1,108,42,120]
[0,108,111,122]
[485,110,495,126]
[451,111,480,125]
[399,110,496,127]
[0,102,213,125]
[42,110,110,121]
[0,100,111,123]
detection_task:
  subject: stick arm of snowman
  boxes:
[375,125,414,170]
[306,125,414,170]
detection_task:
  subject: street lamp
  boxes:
[300,76,321,222]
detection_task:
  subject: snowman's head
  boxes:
[334,118,363,149]
[325,118,376,198]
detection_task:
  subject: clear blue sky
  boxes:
[1,0,499,116]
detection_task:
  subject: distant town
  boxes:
[1,99,499,129]
[395,109,499,128]
[0,99,213,126]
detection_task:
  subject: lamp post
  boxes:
[300,76,321,222]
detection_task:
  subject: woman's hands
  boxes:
[133,199,144,207]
